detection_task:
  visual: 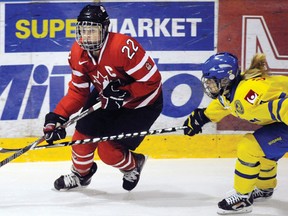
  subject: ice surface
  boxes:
[1,158,288,216]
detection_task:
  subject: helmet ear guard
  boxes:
[201,52,240,99]
[76,4,110,51]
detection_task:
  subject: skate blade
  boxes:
[253,196,272,202]
[217,206,252,215]
[51,185,89,192]
[140,155,148,172]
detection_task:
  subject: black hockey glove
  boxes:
[183,108,210,136]
[101,79,130,110]
[43,112,68,144]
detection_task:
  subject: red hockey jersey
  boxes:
[54,32,162,118]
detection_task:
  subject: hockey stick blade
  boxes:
[0,101,101,167]
[0,137,45,166]
[0,126,188,153]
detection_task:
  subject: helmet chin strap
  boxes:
[92,50,100,58]
[222,86,233,100]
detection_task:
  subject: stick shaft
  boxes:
[0,102,101,166]
[0,126,187,152]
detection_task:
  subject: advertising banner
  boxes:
[0,0,217,137]
[217,0,288,131]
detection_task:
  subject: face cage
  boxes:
[76,21,106,51]
[201,77,231,99]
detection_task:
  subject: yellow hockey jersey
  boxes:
[204,75,288,126]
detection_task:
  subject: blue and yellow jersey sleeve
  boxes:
[204,99,230,122]
[254,96,288,125]
[225,75,288,126]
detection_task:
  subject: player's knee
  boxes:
[237,133,264,158]
[98,141,125,165]
[72,130,97,155]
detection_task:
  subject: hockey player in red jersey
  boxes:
[43,4,163,191]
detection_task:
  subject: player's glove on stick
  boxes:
[43,112,68,144]
[101,79,130,110]
[183,108,210,136]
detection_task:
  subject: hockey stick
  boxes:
[0,101,101,167]
[0,126,187,152]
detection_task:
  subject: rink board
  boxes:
[0,134,242,162]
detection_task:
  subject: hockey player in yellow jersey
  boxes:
[183,52,288,215]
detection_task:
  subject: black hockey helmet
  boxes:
[76,4,110,51]
[77,4,110,25]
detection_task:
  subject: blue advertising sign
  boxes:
[0,1,216,137]
[5,2,214,52]
[0,64,70,120]
[0,62,204,120]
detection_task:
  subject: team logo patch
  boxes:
[145,62,152,70]
[235,100,244,115]
[244,89,259,104]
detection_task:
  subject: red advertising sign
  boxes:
[217,0,288,131]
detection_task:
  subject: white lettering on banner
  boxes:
[139,19,153,37]
[15,18,202,40]
[155,18,170,37]
[242,16,288,73]
[186,18,202,37]
[110,18,202,37]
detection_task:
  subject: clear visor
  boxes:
[76,21,104,51]
[202,77,231,99]
[204,79,219,94]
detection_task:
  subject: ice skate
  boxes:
[121,153,147,191]
[217,192,253,215]
[54,162,97,191]
[253,187,273,201]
